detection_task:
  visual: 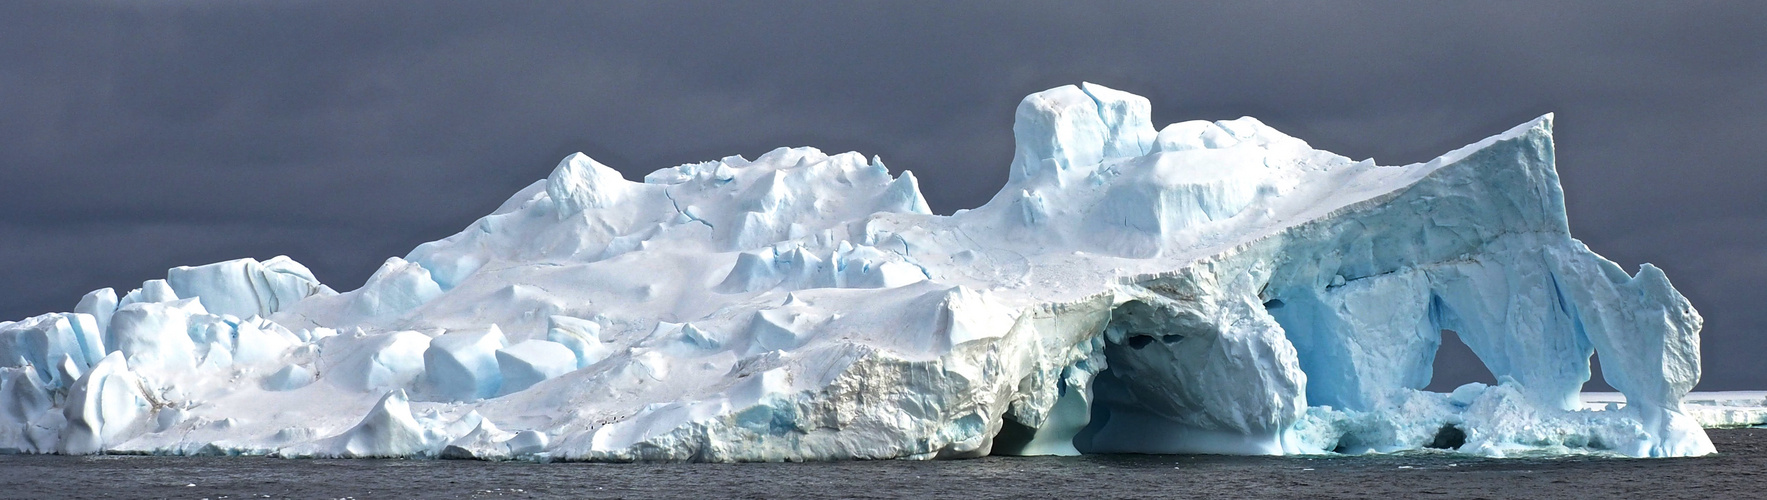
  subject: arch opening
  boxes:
[1424,329,1498,393]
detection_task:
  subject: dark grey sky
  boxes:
[2,1,1763,389]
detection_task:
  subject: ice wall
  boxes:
[0,83,1710,460]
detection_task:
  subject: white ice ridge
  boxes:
[0,83,1714,460]
[1586,392,1767,430]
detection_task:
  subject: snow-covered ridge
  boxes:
[0,83,1712,460]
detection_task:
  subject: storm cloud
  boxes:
[2,1,1763,388]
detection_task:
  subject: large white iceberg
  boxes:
[0,84,1715,460]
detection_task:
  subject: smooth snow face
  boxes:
[0,83,1712,460]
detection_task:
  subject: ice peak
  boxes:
[1427,113,1554,170]
[1008,83,1157,185]
[546,153,631,218]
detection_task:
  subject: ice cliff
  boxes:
[0,83,1712,460]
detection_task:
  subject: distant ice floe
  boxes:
[0,83,1719,460]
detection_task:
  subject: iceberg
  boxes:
[0,83,1715,460]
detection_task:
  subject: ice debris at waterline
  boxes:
[0,83,1713,460]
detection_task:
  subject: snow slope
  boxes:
[0,83,1712,460]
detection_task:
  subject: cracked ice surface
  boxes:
[0,83,1713,460]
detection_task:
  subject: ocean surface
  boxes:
[3,428,1764,499]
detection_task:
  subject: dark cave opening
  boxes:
[1425,424,1467,450]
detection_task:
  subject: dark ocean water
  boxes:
[4,428,1765,499]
